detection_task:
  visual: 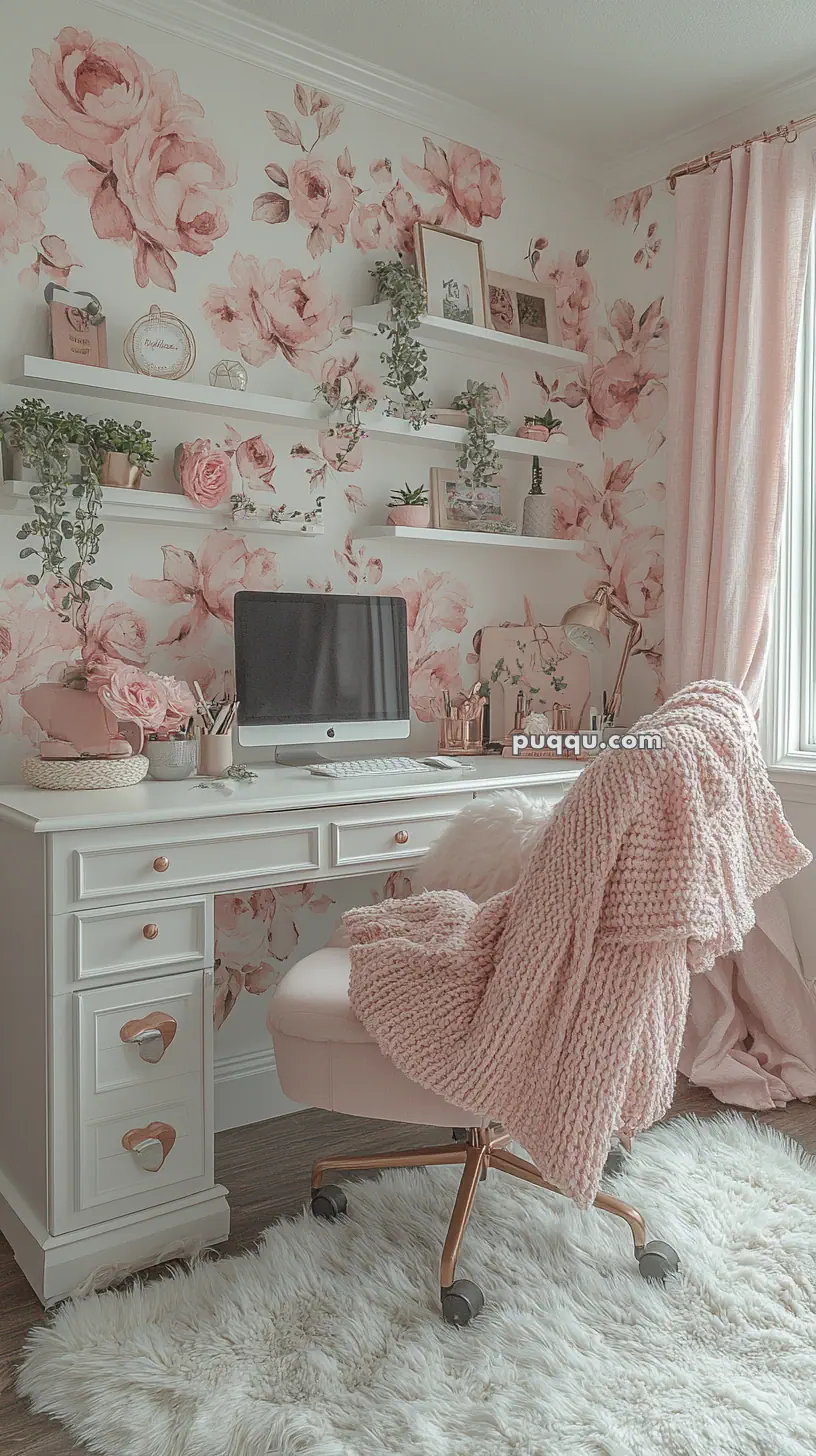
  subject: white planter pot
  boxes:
[521,493,552,538]
[11,447,82,483]
[145,738,198,781]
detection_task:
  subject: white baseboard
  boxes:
[214,1048,302,1132]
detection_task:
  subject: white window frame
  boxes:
[764,229,816,782]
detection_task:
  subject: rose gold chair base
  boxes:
[310,1126,666,1324]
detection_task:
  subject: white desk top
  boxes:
[0,757,581,833]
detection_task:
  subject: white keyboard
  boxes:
[307,756,462,778]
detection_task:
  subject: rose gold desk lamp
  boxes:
[561,584,642,729]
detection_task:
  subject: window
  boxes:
[765,228,816,771]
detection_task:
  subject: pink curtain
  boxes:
[665,138,816,1108]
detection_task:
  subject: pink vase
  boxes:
[387,504,431,527]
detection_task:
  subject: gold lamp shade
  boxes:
[560,595,610,654]
[560,584,642,727]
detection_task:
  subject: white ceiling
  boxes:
[230,0,816,175]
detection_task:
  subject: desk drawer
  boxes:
[330,795,463,872]
[51,813,323,910]
[76,1092,206,1213]
[75,971,205,1099]
[71,970,208,1216]
[53,897,208,988]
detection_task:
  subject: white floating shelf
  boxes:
[19,357,583,467]
[354,525,583,552]
[0,479,323,535]
[20,355,323,427]
[354,304,588,369]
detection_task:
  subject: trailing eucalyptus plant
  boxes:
[370,259,431,429]
[450,380,509,493]
[0,398,111,639]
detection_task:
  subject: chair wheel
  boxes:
[637,1240,680,1283]
[603,1142,628,1180]
[441,1279,484,1326]
[311,1184,347,1219]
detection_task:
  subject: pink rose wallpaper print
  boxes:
[0,2,672,1046]
[24,26,233,290]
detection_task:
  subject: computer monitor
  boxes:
[234,591,411,752]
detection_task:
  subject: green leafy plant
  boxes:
[371,259,431,429]
[450,380,509,493]
[389,483,428,506]
[0,398,110,639]
[524,409,562,432]
[94,417,157,473]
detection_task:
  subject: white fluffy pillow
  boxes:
[412,790,553,902]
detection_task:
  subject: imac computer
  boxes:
[234,590,411,763]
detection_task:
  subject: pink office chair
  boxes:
[268,946,677,1326]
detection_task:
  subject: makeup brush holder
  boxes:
[437,709,485,755]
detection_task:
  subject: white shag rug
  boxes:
[18,1115,816,1456]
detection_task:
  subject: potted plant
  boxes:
[450,380,509,495]
[516,408,564,442]
[370,259,431,429]
[94,417,157,489]
[387,483,430,527]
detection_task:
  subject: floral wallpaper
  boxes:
[0,4,671,1055]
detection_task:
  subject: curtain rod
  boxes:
[667,112,816,191]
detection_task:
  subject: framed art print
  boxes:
[430,466,503,530]
[487,272,560,345]
[415,224,488,328]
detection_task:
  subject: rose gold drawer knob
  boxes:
[122,1121,176,1173]
[153,855,170,873]
[120,1012,177,1064]
[143,923,159,941]
[394,830,409,845]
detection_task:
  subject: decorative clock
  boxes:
[123,304,196,380]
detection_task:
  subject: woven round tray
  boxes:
[21,754,150,791]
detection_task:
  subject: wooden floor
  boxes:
[3,1080,816,1454]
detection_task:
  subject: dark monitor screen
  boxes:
[234,591,410,727]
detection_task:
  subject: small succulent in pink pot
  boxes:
[175,438,233,508]
[387,483,430,528]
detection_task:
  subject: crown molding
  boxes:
[92,0,604,195]
[606,64,816,198]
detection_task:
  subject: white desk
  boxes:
[0,758,578,1303]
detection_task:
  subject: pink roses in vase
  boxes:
[95,664,197,738]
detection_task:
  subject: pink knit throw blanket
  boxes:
[345,682,811,1207]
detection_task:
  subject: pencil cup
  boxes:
[198,734,233,777]
[437,710,484,755]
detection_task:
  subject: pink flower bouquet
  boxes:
[97,664,197,738]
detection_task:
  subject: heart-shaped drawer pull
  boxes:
[119,1012,177,1064]
[122,1121,176,1172]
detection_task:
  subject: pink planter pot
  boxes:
[387,504,431,527]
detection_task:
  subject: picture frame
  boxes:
[430,466,504,531]
[487,271,560,345]
[415,224,488,329]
